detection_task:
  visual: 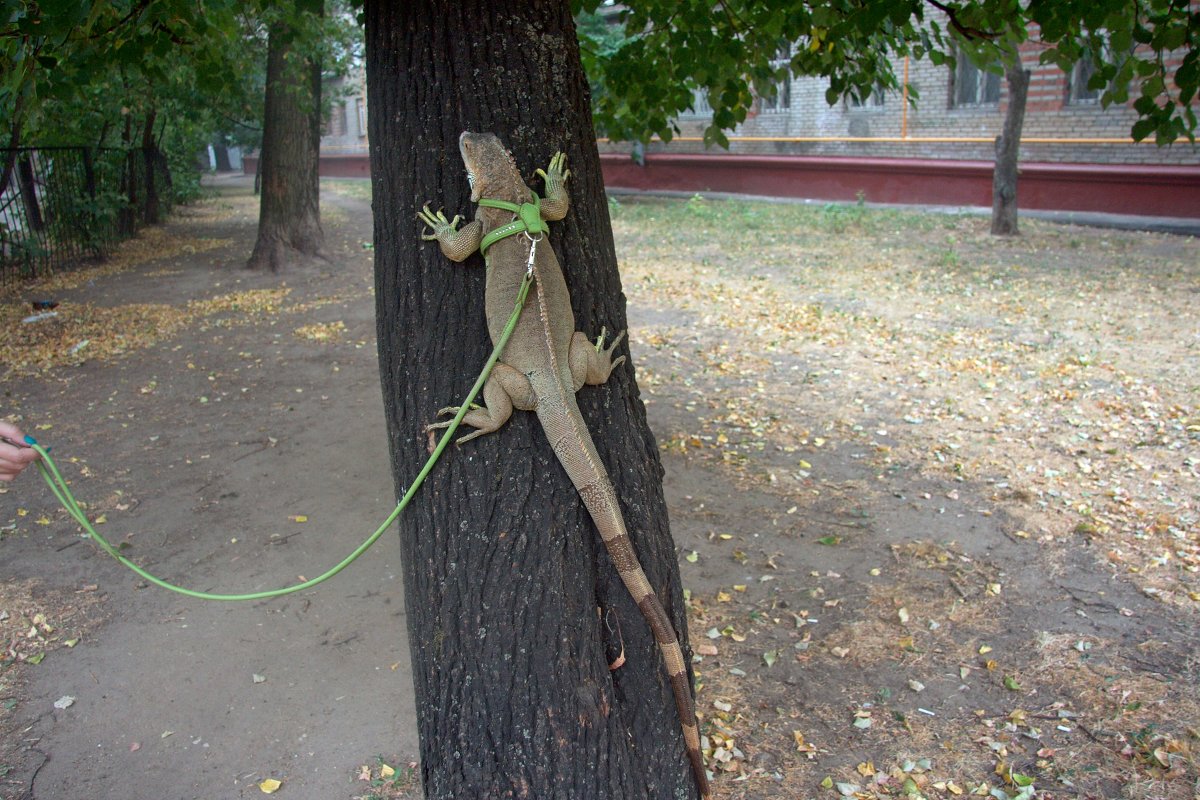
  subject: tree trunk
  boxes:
[17,155,43,232]
[991,61,1031,236]
[141,111,160,225]
[365,2,700,798]
[213,143,234,172]
[246,1,324,272]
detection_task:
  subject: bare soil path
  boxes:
[1,181,1197,800]
[2,177,417,799]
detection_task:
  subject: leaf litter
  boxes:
[613,197,1199,799]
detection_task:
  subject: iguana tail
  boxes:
[537,402,710,799]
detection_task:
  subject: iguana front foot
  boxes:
[417,203,483,262]
[417,205,461,239]
[536,151,571,221]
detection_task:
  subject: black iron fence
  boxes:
[0,146,173,284]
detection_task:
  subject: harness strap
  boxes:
[479,194,548,255]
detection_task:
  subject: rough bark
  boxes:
[141,111,161,225]
[16,155,43,232]
[991,62,1031,236]
[247,1,324,272]
[365,1,699,798]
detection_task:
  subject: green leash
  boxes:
[27,271,535,602]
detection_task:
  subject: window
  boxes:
[1068,54,1101,104]
[325,103,348,136]
[847,84,886,110]
[1066,34,1127,106]
[761,44,792,112]
[952,52,1001,107]
[682,88,712,117]
[355,97,367,136]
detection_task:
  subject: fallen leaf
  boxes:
[259,778,282,794]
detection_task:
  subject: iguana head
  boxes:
[458,131,526,204]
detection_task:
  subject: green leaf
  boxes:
[1130,118,1158,142]
[816,535,841,546]
[1003,675,1021,691]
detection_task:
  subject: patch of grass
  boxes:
[323,178,372,203]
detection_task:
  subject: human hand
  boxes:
[0,421,40,482]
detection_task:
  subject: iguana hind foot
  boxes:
[425,362,535,444]
[570,328,627,391]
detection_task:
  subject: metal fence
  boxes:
[0,146,173,285]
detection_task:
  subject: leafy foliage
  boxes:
[574,0,1198,146]
[1,1,359,204]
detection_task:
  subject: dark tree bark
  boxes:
[213,143,234,172]
[141,111,161,225]
[16,155,43,232]
[991,61,1031,236]
[247,1,324,272]
[365,2,700,798]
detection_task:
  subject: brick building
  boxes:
[601,26,1200,218]
[621,42,1198,166]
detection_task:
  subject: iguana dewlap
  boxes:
[418,131,709,799]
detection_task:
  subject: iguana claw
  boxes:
[417,204,461,240]
[535,151,571,191]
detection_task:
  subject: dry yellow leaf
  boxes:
[259,778,282,793]
[380,764,396,778]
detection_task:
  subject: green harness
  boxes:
[478,194,548,256]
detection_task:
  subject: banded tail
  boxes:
[536,400,710,799]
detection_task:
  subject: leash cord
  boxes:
[29,272,535,602]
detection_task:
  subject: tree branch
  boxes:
[924,0,999,40]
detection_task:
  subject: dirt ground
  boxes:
[1,178,1197,800]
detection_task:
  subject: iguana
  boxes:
[418,131,710,799]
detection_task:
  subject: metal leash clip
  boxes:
[524,231,542,279]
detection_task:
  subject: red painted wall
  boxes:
[246,153,1200,219]
[599,154,1200,218]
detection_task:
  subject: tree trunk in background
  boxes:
[992,62,1031,236]
[247,1,323,272]
[141,111,160,224]
[365,1,699,798]
[213,144,233,172]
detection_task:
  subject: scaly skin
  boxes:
[418,131,710,799]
